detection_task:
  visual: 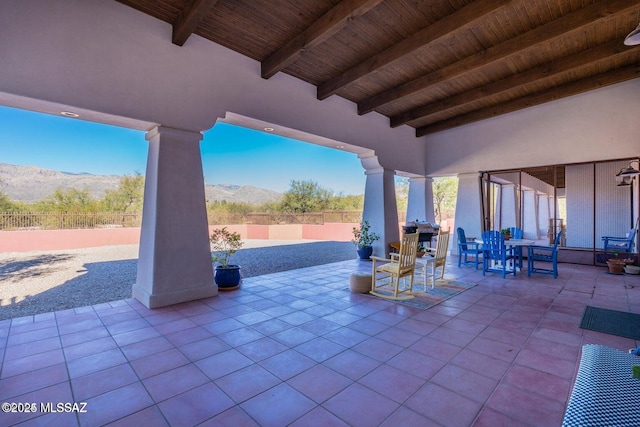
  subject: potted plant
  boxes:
[416,243,426,258]
[500,229,511,240]
[605,251,634,274]
[352,220,380,260]
[210,227,244,290]
[606,258,626,275]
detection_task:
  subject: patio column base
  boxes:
[133,281,217,309]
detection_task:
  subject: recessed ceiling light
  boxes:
[264,127,274,132]
[336,145,345,149]
[61,111,79,118]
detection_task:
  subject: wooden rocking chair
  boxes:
[370,232,419,300]
[415,229,450,289]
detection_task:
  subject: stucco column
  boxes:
[501,183,517,229]
[453,173,483,255]
[133,126,215,308]
[360,154,399,257]
[522,189,537,239]
[406,176,435,224]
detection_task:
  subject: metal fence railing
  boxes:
[0,212,143,230]
[0,210,373,230]
[206,210,364,226]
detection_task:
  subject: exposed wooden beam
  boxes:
[359,0,639,115]
[391,41,638,127]
[261,0,383,79]
[415,65,640,137]
[172,0,219,46]
[317,0,511,100]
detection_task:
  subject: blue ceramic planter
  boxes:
[214,265,242,289]
[356,246,373,260]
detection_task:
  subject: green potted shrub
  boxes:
[352,220,380,260]
[500,228,511,240]
[210,227,244,290]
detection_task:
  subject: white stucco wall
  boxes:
[424,79,640,176]
[0,0,426,175]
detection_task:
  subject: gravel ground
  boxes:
[0,240,356,320]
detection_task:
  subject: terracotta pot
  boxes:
[606,260,625,275]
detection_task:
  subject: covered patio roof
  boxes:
[115,0,640,136]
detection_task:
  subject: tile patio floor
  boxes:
[1,257,640,426]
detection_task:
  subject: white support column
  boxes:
[453,173,483,255]
[406,176,435,224]
[133,126,215,308]
[538,193,550,240]
[522,189,537,239]
[360,154,399,257]
[501,183,517,229]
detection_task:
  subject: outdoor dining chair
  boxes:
[457,227,482,269]
[370,231,419,300]
[482,230,516,278]
[528,230,563,278]
[508,227,524,268]
[602,219,637,253]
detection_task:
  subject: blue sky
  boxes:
[0,106,366,195]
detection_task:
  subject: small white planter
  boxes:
[624,265,640,275]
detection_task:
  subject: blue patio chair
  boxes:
[527,230,563,279]
[482,230,516,278]
[602,224,637,254]
[457,227,482,269]
[508,227,524,268]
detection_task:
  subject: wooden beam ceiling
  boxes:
[172,0,219,46]
[261,0,384,79]
[391,41,640,128]
[116,0,640,138]
[416,65,640,136]
[357,0,640,116]
[316,0,512,100]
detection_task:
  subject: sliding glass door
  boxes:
[481,159,638,265]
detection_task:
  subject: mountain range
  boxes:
[0,163,283,205]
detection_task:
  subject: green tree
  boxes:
[328,194,364,210]
[280,180,333,213]
[0,191,16,212]
[0,179,14,212]
[101,173,144,213]
[38,188,98,212]
[395,177,409,211]
[432,176,458,224]
[208,200,255,215]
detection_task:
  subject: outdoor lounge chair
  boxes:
[370,232,419,300]
[457,227,482,269]
[508,227,524,268]
[482,230,516,279]
[528,230,562,279]
[602,219,637,253]
[415,229,450,289]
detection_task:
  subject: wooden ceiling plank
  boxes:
[172,0,219,46]
[316,0,512,100]
[416,65,640,136]
[359,0,640,115]
[391,41,638,127]
[261,0,385,79]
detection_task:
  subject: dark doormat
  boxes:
[580,306,640,340]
